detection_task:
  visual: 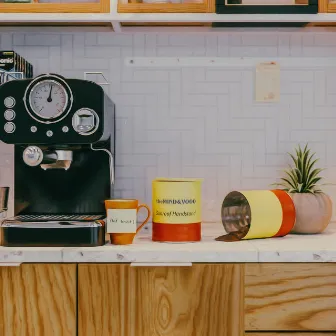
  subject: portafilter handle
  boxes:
[23,146,73,169]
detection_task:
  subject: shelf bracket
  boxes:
[111,21,122,33]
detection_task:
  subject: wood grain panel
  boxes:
[206,0,215,12]
[246,334,336,336]
[0,22,111,26]
[245,263,336,331]
[117,3,209,13]
[327,3,336,12]
[0,3,102,13]
[121,22,212,26]
[100,0,110,12]
[0,264,76,336]
[78,264,244,336]
[318,0,328,12]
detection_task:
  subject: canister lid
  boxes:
[153,177,203,182]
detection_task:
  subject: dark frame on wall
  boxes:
[216,0,318,14]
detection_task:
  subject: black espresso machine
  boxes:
[0,73,115,246]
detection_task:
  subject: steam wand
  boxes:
[90,144,114,185]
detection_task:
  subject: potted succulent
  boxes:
[274,144,332,234]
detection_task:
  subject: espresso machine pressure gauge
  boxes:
[24,74,73,124]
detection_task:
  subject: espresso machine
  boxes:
[0,73,115,246]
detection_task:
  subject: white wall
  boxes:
[1,30,336,222]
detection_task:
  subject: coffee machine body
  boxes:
[0,74,115,246]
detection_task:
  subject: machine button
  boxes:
[46,130,53,137]
[4,97,15,108]
[30,126,37,133]
[62,126,69,133]
[4,122,15,133]
[4,109,15,121]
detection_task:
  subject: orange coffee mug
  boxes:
[105,199,151,245]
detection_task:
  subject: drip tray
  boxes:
[0,220,105,247]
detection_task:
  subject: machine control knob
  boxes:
[23,146,43,167]
[4,122,15,133]
[4,109,15,121]
[4,97,15,108]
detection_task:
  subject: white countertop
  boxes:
[0,222,336,264]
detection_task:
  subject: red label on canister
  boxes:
[152,178,202,242]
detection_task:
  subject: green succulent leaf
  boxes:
[284,169,298,185]
[288,152,298,167]
[294,168,302,184]
[306,177,322,189]
[273,143,329,194]
[280,177,297,190]
[300,149,310,185]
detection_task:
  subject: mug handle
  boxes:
[136,204,151,234]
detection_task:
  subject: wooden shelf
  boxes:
[2,12,336,27]
[115,12,336,21]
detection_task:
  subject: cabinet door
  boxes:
[78,264,244,336]
[0,264,76,336]
[117,0,215,13]
[245,264,336,331]
[319,0,336,12]
[0,0,109,14]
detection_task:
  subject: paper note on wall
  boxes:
[255,62,280,102]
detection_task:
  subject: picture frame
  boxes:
[216,0,318,14]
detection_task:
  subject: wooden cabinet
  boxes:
[78,263,244,336]
[319,0,336,12]
[245,332,336,336]
[117,0,215,13]
[0,264,76,336]
[245,264,336,331]
[1,262,336,335]
[0,0,109,13]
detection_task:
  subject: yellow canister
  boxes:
[221,190,285,240]
[152,178,202,242]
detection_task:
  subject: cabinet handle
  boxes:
[130,262,192,267]
[0,263,21,267]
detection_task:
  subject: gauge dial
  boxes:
[29,80,68,120]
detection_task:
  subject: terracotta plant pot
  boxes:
[290,193,332,234]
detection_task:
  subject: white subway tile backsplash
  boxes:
[85,32,97,46]
[97,34,133,46]
[133,70,169,82]
[13,34,25,46]
[25,34,61,46]
[1,31,336,223]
